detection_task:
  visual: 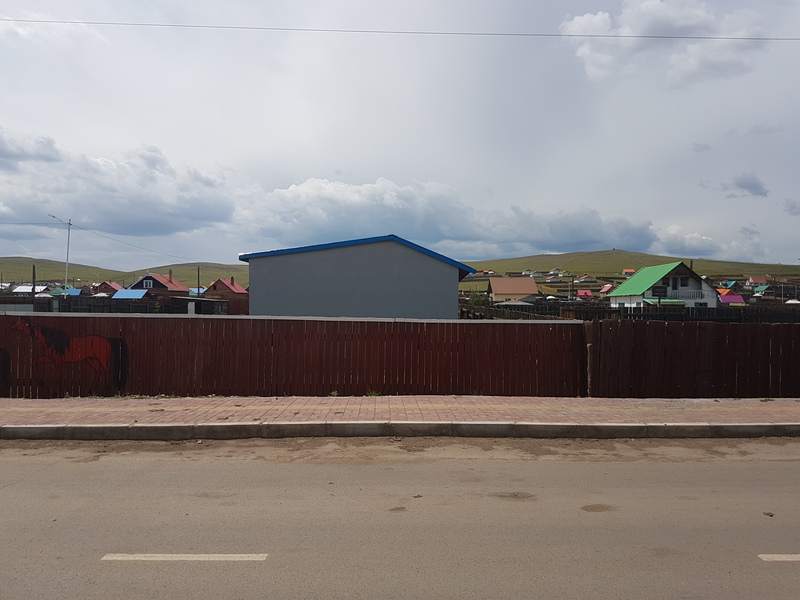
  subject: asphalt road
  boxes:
[2,437,799,599]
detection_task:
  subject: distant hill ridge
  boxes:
[464,249,800,279]
[0,257,249,288]
[2,250,799,288]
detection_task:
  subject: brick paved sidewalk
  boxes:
[1,395,799,428]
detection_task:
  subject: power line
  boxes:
[0,220,198,263]
[1,17,797,41]
[70,223,198,263]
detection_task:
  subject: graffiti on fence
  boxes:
[10,318,128,393]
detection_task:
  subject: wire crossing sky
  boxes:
[1,17,798,40]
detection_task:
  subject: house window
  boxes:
[696,302,708,307]
[143,280,153,288]
[680,277,689,287]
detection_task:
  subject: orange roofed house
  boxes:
[487,277,540,303]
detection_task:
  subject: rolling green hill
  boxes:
[463,249,800,280]
[0,257,248,288]
[3,249,799,291]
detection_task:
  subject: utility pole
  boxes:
[48,214,72,288]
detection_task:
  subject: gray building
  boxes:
[239,234,475,319]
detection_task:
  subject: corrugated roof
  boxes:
[113,289,149,299]
[238,234,476,280]
[607,262,683,297]
[720,294,745,304]
[488,277,539,295]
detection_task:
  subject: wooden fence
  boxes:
[1,314,798,399]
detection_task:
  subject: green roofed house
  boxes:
[607,262,718,309]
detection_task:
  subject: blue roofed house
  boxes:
[607,262,718,309]
[239,234,475,319]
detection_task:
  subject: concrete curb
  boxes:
[3,421,800,441]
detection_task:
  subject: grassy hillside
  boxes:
[463,249,800,279]
[3,248,799,290]
[0,257,249,288]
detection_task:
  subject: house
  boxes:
[622,268,636,277]
[239,234,475,319]
[719,294,746,307]
[576,289,593,300]
[598,283,614,295]
[204,277,248,301]
[128,271,191,297]
[11,285,50,295]
[96,281,124,295]
[746,275,769,287]
[487,277,540,303]
[607,262,718,308]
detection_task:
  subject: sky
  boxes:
[1,0,799,272]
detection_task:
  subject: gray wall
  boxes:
[247,240,461,318]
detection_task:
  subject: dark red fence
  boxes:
[586,319,800,398]
[2,314,798,399]
[0,314,585,399]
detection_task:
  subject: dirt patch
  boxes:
[488,492,537,501]
[3,437,800,463]
[581,504,616,512]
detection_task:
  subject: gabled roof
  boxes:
[747,275,768,285]
[239,234,476,280]
[720,294,745,304]
[607,262,684,297]
[49,288,81,296]
[131,273,191,292]
[576,289,593,298]
[208,278,248,294]
[101,281,124,291]
[488,277,539,295]
[599,284,614,293]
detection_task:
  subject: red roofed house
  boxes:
[746,275,768,287]
[488,277,540,302]
[204,277,249,301]
[95,281,124,295]
[129,270,191,298]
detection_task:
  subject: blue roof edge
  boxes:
[239,234,476,277]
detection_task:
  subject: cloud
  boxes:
[724,173,769,198]
[232,179,659,258]
[785,199,800,216]
[653,223,767,261]
[653,226,720,256]
[693,142,712,152]
[0,127,237,235]
[0,126,61,171]
[0,125,788,269]
[560,1,766,87]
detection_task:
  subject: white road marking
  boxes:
[102,553,268,561]
[758,554,800,561]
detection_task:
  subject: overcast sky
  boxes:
[1,1,799,272]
